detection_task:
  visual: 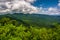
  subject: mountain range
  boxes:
[0,13,60,27]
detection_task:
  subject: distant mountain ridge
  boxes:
[0,13,60,27]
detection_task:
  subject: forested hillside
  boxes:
[0,14,60,40]
[0,13,60,27]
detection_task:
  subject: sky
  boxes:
[0,0,60,15]
[33,0,58,7]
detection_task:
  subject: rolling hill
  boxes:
[0,13,60,27]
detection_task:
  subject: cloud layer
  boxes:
[0,0,60,15]
[39,7,60,15]
[0,0,38,14]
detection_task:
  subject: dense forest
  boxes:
[0,14,60,40]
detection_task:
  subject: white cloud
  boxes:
[58,2,60,7]
[58,3,60,6]
[58,0,60,6]
[44,7,60,15]
[37,7,60,15]
[0,0,38,14]
[48,7,60,15]
[25,0,36,3]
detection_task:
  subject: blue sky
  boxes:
[33,0,58,8]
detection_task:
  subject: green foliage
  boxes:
[0,17,60,40]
